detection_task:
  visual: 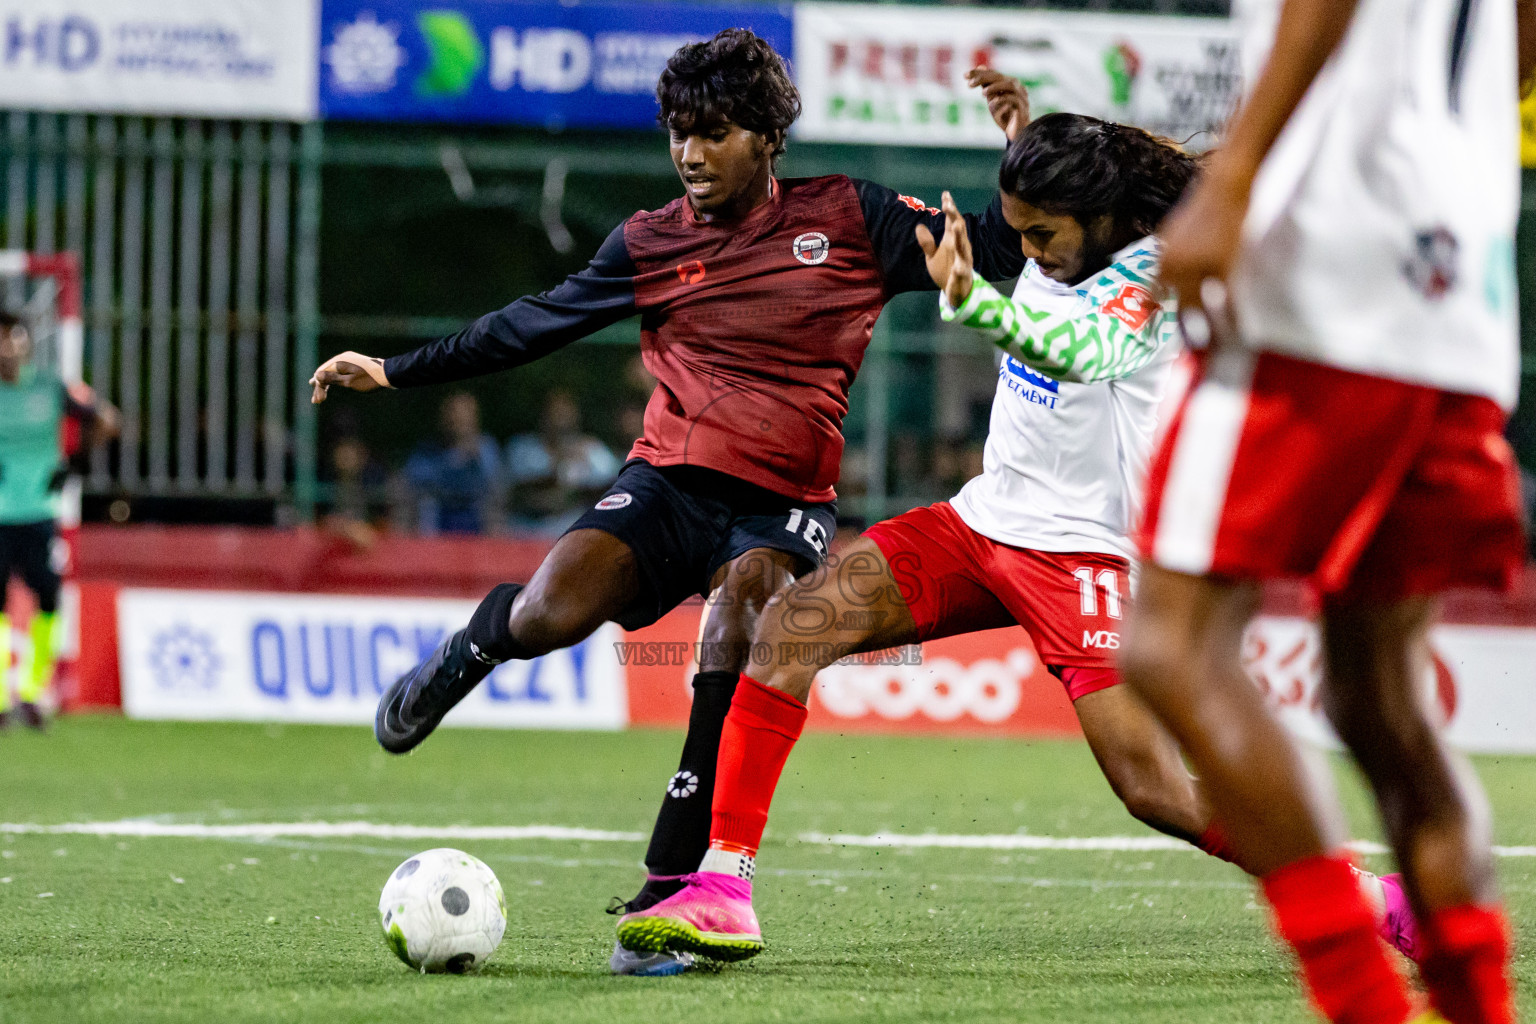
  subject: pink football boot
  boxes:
[616,871,765,962]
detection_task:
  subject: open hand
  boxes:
[914,191,975,309]
[309,351,392,404]
[967,67,1030,142]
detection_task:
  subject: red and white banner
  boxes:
[792,2,1240,148]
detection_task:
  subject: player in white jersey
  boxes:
[615,103,1401,964]
[1120,1,1534,1022]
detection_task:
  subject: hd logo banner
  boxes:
[0,0,318,120]
[319,0,793,129]
[118,588,628,730]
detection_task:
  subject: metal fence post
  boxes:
[293,121,323,522]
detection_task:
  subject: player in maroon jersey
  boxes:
[309,29,1027,975]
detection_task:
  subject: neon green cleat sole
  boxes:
[617,914,765,963]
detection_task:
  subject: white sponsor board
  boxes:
[1246,616,1536,754]
[793,2,1240,148]
[118,589,626,730]
[0,0,318,120]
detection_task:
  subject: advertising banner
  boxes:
[107,586,1535,750]
[319,0,793,128]
[0,0,318,120]
[118,589,627,730]
[1247,617,1536,755]
[623,607,1085,737]
[624,607,1536,752]
[793,2,1239,148]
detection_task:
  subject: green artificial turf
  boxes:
[2,717,1532,1023]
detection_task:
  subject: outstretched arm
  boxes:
[309,223,638,403]
[853,69,1030,295]
[918,192,1166,384]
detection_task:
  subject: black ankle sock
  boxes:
[611,875,688,915]
[464,583,530,664]
[641,670,741,877]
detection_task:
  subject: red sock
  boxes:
[1197,822,1241,867]
[708,675,808,857]
[1262,853,1416,1024]
[1420,905,1514,1024]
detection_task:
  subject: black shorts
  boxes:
[0,520,61,614]
[566,460,837,630]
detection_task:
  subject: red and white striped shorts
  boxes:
[1139,349,1526,602]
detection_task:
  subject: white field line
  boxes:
[1,821,1533,857]
[0,821,646,842]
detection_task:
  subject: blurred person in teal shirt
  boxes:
[0,312,116,728]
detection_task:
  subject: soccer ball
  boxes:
[379,848,506,973]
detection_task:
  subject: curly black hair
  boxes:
[657,28,802,164]
[1000,113,1199,237]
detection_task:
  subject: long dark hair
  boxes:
[656,29,801,164]
[999,113,1199,237]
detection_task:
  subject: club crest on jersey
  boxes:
[1403,226,1458,300]
[792,232,830,265]
[1100,284,1159,330]
[595,493,633,510]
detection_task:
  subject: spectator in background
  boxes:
[321,435,389,548]
[506,389,619,534]
[618,354,658,447]
[0,312,117,728]
[402,392,504,535]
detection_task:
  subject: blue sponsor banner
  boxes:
[119,589,628,729]
[319,0,794,128]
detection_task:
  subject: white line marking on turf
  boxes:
[0,822,645,842]
[2,821,1532,857]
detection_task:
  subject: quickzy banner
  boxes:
[319,0,793,128]
[0,0,318,119]
[118,589,627,730]
[792,2,1239,148]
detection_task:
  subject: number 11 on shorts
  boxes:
[1073,567,1122,619]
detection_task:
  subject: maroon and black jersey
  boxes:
[385,175,1024,502]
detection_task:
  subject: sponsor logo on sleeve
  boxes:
[897,194,939,215]
[595,493,633,510]
[1100,284,1159,330]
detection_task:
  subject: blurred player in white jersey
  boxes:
[1121,1,1535,1023]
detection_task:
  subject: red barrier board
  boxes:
[62,525,1536,742]
[621,603,1083,736]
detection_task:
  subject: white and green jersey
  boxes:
[940,238,1180,560]
[1234,0,1519,408]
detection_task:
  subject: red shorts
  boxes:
[1140,350,1526,601]
[864,501,1128,700]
